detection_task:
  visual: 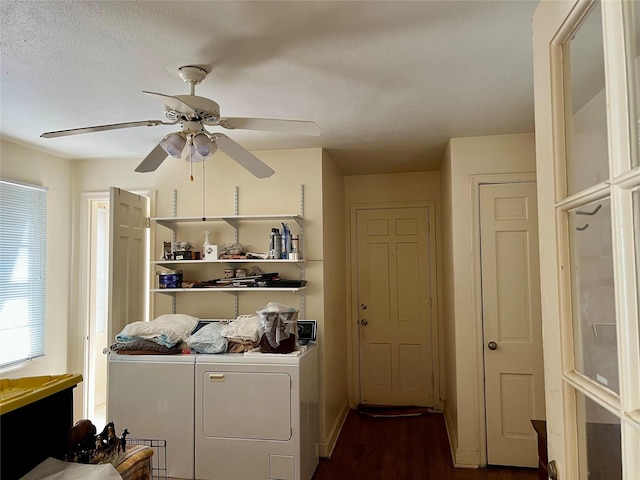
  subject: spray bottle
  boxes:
[202,230,217,260]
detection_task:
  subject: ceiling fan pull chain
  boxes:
[186,134,194,182]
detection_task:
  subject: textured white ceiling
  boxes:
[0,0,539,175]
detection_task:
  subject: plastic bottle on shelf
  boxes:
[281,223,291,259]
[291,234,299,261]
[202,230,217,260]
[269,228,282,259]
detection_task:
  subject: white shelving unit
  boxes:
[149,186,306,316]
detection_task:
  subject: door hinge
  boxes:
[429,298,432,309]
[146,217,150,228]
[427,222,431,233]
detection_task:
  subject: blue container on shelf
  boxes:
[157,270,183,288]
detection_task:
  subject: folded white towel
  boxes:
[220,314,261,342]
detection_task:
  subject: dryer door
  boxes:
[201,371,292,441]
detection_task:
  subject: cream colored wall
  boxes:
[345,172,441,205]
[319,150,348,456]
[343,171,443,408]
[72,149,324,319]
[441,133,536,466]
[440,142,458,454]
[70,147,347,454]
[0,139,73,379]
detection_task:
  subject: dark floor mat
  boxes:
[357,404,430,418]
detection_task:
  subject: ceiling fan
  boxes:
[40,66,321,178]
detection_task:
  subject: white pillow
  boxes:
[116,314,198,347]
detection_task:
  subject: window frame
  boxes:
[0,178,48,368]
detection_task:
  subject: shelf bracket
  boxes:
[233,186,239,244]
[171,189,178,239]
[299,184,304,217]
[222,217,239,230]
[234,293,238,317]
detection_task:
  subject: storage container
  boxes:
[157,270,183,288]
[1,373,82,480]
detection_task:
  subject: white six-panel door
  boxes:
[356,206,435,407]
[107,187,147,349]
[480,182,545,467]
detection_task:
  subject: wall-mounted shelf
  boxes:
[151,286,306,294]
[148,185,307,317]
[152,259,305,267]
[152,214,303,231]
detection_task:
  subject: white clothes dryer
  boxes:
[194,345,319,480]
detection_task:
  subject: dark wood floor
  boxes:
[312,409,539,480]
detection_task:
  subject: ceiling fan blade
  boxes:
[41,120,169,138]
[212,133,275,178]
[135,142,168,173]
[215,117,321,136]
[143,91,197,115]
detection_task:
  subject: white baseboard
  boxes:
[443,408,458,465]
[318,401,350,458]
[453,450,481,467]
[443,407,481,467]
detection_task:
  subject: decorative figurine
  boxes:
[67,420,130,463]
[119,428,130,453]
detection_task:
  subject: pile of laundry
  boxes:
[110,303,299,355]
[187,314,262,353]
[110,314,198,354]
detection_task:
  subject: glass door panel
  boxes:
[564,0,609,195]
[624,1,640,169]
[576,391,622,480]
[635,189,640,348]
[568,198,619,394]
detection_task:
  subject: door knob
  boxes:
[360,303,368,310]
[487,341,498,350]
[548,460,559,480]
[361,319,368,326]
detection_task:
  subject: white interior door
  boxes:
[356,206,435,407]
[480,182,545,467]
[107,187,147,347]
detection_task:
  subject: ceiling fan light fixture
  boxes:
[160,133,186,158]
[192,133,215,157]
[181,138,216,163]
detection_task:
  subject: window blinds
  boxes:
[0,179,47,367]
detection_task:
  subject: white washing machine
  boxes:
[195,345,319,480]
[108,352,197,479]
